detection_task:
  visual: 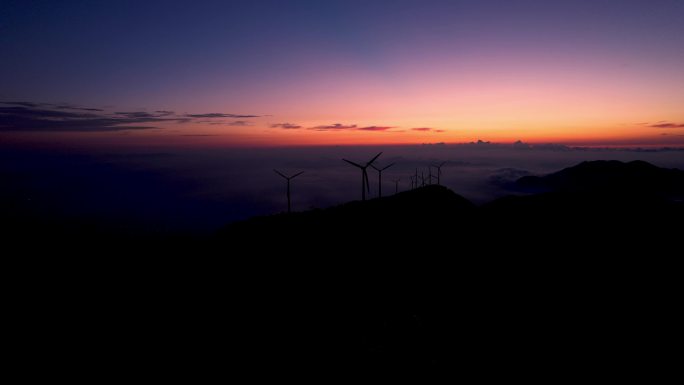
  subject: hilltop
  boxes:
[220,184,474,239]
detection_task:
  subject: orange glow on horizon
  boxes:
[3,118,683,149]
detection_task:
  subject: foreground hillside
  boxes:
[10,160,684,376]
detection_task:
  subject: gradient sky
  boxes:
[2,0,683,147]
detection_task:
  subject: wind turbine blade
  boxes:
[371,165,380,171]
[343,159,363,168]
[273,169,288,179]
[382,162,395,171]
[291,171,304,179]
[364,170,370,192]
[366,152,383,166]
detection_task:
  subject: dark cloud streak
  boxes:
[650,122,684,128]
[271,123,301,129]
[115,111,172,119]
[2,101,45,108]
[310,123,400,132]
[185,113,260,118]
[56,105,104,112]
[0,102,262,132]
[227,121,251,126]
[0,106,162,131]
[357,126,395,131]
[311,123,358,131]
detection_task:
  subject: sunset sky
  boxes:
[2,0,683,147]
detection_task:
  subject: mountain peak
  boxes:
[515,160,684,196]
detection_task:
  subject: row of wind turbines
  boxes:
[274,152,447,213]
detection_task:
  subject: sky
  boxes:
[1,0,684,147]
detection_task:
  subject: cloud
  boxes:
[0,102,262,132]
[185,113,260,118]
[650,122,684,128]
[55,105,104,112]
[181,134,221,137]
[411,127,445,133]
[309,123,401,132]
[115,111,172,119]
[310,123,358,131]
[357,126,395,131]
[271,123,302,129]
[661,133,684,136]
[227,121,252,126]
[2,101,107,112]
[2,101,45,108]
[0,106,172,132]
[202,120,252,126]
[0,106,95,119]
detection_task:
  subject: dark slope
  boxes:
[515,159,684,196]
[485,160,684,247]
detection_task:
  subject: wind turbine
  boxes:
[274,169,304,214]
[391,178,401,194]
[432,161,447,185]
[371,162,394,198]
[343,152,382,201]
[415,168,419,188]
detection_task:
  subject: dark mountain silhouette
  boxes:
[485,160,684,244]
[515,160,684,197]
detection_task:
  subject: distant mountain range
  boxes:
[515,160,684,196]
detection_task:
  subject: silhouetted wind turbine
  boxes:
[274,169,304,214]
[391,178,400,194]
[432,161,447,185]
[343,152,382,201]
[371,162,394,198]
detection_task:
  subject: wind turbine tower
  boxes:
[273,169,304,214]
[433,161,447,185]
[371,162,394,198]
